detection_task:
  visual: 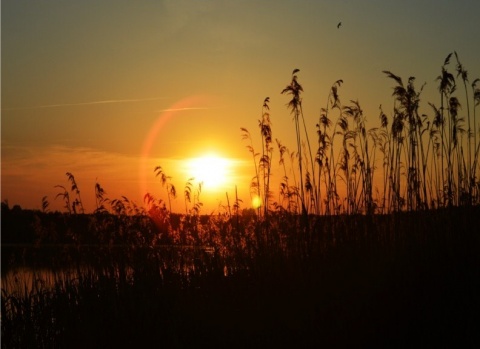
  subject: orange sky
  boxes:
[2,1,480,213]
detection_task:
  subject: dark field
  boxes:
[2,204,479,348]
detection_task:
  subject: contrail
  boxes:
[2,97,169,111]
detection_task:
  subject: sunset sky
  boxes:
[2,0,480,213]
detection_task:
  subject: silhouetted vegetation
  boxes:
[2,203,479,347]
[2,52,480,347]
[242,52,480,216]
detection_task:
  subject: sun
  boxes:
[185,154,232,191]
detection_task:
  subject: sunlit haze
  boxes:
[2,0,480,213]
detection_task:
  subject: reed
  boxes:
[281,69,308,215]
[2,51,480,347]
[240,127,261,216]
[154,166,177,213]
[2,205,479,347]
[235,54,479,217]
[258,97,273,218]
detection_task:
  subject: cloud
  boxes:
[1,144,143,211]
[2,97,169,111]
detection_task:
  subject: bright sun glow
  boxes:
[186,154,232,191]
[252,195,262,209]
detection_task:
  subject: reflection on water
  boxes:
[1,244,226,296]
[2,267,59,294]
[2,266,134,295]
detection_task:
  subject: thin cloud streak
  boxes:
[2,97,170,111]
[157,107,218,113]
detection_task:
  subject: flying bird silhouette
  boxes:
[337,22,342,29]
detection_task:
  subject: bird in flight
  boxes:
[337,22,342,29]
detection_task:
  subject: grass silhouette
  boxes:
[2,52,480,347]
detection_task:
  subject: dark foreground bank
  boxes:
[2,206,480,348]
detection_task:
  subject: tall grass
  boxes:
[240,52,480,216]
[281,69,309,216]
[43,52,477,219]
[2,51,480,347]
[2,203,479,347]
